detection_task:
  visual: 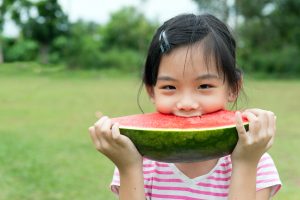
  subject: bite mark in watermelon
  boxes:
[112,110,248,163]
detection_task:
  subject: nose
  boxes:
[176,95,199,111]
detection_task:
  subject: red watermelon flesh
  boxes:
[112,110,249,162]
[112,110,248,130]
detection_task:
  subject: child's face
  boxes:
[147,44,236,117]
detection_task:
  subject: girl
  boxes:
[89,14,281,199]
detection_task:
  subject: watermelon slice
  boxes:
[112,110,248,163]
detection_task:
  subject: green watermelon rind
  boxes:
[119,123,249,163]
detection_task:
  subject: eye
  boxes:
[161,85,176,90]
[198,84,213,89]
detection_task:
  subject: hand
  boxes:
[232,109,276,165]
[88,115,143,172]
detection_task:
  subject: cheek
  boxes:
[153,96,174,114]
[200,95,228,112]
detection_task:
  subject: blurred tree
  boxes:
[9,0,69,64]
[193,0,300,76]
[192,0,231,23]
[63,6,157,71]
[0,0,34,63]
[237,0,300,75]
[100,6,157,53]
[0,0,16,63]
[0,1,5,63]
[63,20,102,69]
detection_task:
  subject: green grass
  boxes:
[0,67,299,199]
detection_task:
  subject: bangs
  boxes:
[202,33,235,78]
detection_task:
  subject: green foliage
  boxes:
[100,6,157,53]
[192,0,230,22]
[61,21,102,69]
[4,38,38,61]
[21,0,69,44]
[239,45,300,76]
[237,0,300,76]
[193,0,300,77]
[3,0,69,64]
[63,7,156,71]
[2,1,300,76]
[99,48,144,72]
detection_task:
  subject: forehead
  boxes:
[158,43,220,77]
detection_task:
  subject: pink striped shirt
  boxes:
[111,153,281,199]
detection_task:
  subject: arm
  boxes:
[119,163,145,200]
[228,109,276,200]
[89,116,146,200]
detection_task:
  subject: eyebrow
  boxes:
[157,76,178,82]
[157,74,220,82]
[195,74,220,80]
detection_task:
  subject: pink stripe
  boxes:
[197,182,229,189]
[156,162,170,167]
[257,171,278,177]
[257,163,274,171]
[207,176,231,181]
[115,169,174,176]
[145,177,182,183]
[260,156,271,162]
[256,178,279,184]
[146,193,205,200]
[145,185,228,197]
[144,169,174,175]
[143,164,154,167]
[143,163,169,168]
[214,168,232,174]
[220,161,232,167]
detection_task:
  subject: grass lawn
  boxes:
[0,68,299,199]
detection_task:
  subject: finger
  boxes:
[242,111,260,134]
[94,116,109,141]
[235,111,248,141]
[267,111,276,136]
[94,116,108,128]
[244,108,264,116]
[111,123,121,141]
[88,126,102,150]
[258,111,269,135]
[101,118,113,138]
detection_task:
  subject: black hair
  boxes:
[142,13,242,97]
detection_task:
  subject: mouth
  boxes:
[173,112,202,118]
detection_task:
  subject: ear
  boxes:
[146,85,155,103]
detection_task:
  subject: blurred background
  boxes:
[0,0,299,199]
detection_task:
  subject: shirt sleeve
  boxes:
[256,153,282,197]
[110,167,120,196]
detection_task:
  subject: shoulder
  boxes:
[255,153,282,196]
[226,153,281,196]
[225,153,276,167]
[257,153,278,171]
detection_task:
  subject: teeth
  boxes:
[175,113,201,117]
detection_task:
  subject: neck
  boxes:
[174,158,219,179]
